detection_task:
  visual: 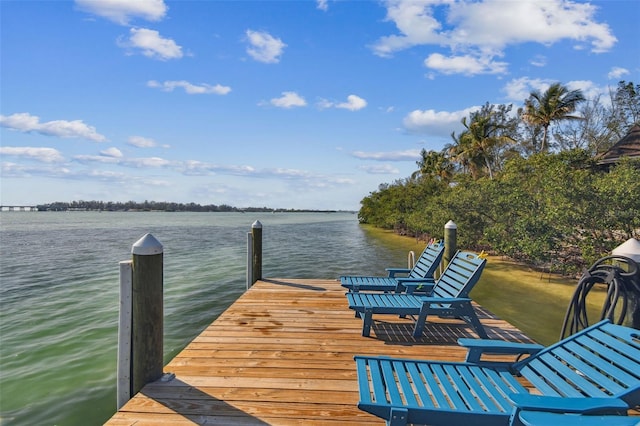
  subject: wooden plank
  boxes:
[105,278,535,425]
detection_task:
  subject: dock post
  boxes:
[117,260,133,409]
[247,231,253,289]
[251,220,262,284]
[444,220,457,266]
[117,233,164,407]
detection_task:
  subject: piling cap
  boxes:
[252,220,262,229]
[612,238,640,263]
[444,220,457,229]
[132,233,163,255]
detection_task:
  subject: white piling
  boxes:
[117,260,133,409]
[117,233,164,409]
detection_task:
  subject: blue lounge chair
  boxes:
[340,241,444,293]
[354,320,640,426]
[346,250,487,338]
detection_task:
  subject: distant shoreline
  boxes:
[1,201,356,214]
[1,208,356,213]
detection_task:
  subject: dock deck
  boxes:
[106,278,534,425]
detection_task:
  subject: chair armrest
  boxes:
[508,393,629,414]
[386,267,410,278]
[457,338,544,363]
[395,277,435,283]
[420,297,472,304]
[397,279,435,294]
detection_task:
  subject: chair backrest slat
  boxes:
[431,251,486,299]
[408,242,444,279]
[517,321,640,404]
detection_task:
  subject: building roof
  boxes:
[597,124,640,165]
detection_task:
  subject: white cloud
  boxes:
[372,0,617,76]
[371,0,445,58]
[530,55,547,67]
[73,154,120,164]
[566,80,605,101]
[119,28,182,60]
[0,112,39,130]
[608,67,630,80]
[74,154,172,168]
[75,0,167,25]
[100,147,123,158]
[0,161,75,179]
[501,77,604,103]
[317,99,333,110]
[502,77,553,102]
[318,95,368,111]
[0,146,65,163]
[403,106,480,135]
[0,162,34,178]
[245,30,286,63]
[269,167,314,178]
[424,53,508,75]
[0,112,107,142]
[133,157,171,167]
[182,161,256,176]
[86,169,127,180]
[445,0,616,52]
[147,80,231,95]
[352,149,421,161]
[337,95,368,111]
[128,136,157,148]
[269,91,307,109]
[317,0,328,11]
[359,164,400,174]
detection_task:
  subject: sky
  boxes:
[1,0,638,211]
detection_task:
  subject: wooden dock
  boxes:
[105,278,534,425]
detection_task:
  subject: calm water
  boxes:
[0,212,419,425]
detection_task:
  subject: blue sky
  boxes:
[1,0,638,210]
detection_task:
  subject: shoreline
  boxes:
[374,226,584,345]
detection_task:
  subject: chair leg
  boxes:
[461,305,488,339]
[413,308,430,337]
[509,407,524,426]
[387,407,408,426]
[362,311,373,337]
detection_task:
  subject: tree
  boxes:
[608,81,640,138]
[555,95,616,154]
[448,103,517,179]
[358,80,639,274]
[521,83,586,152]
[414,149,453,182]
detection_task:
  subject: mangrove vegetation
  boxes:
[358,81,640,275]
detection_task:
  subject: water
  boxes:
[0,212,419,425]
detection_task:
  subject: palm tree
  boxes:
[521,82,586,152]
[449,106,516,179]
[414,149,453,182]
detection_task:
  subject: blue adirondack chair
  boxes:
[346,250,487,338]
[354,320,640,426]
[340,241,445,293]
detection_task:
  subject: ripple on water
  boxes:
[0,212,413,425]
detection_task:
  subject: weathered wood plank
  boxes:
[106,278,535,425]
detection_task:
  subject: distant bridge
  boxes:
[0,206,38,211]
